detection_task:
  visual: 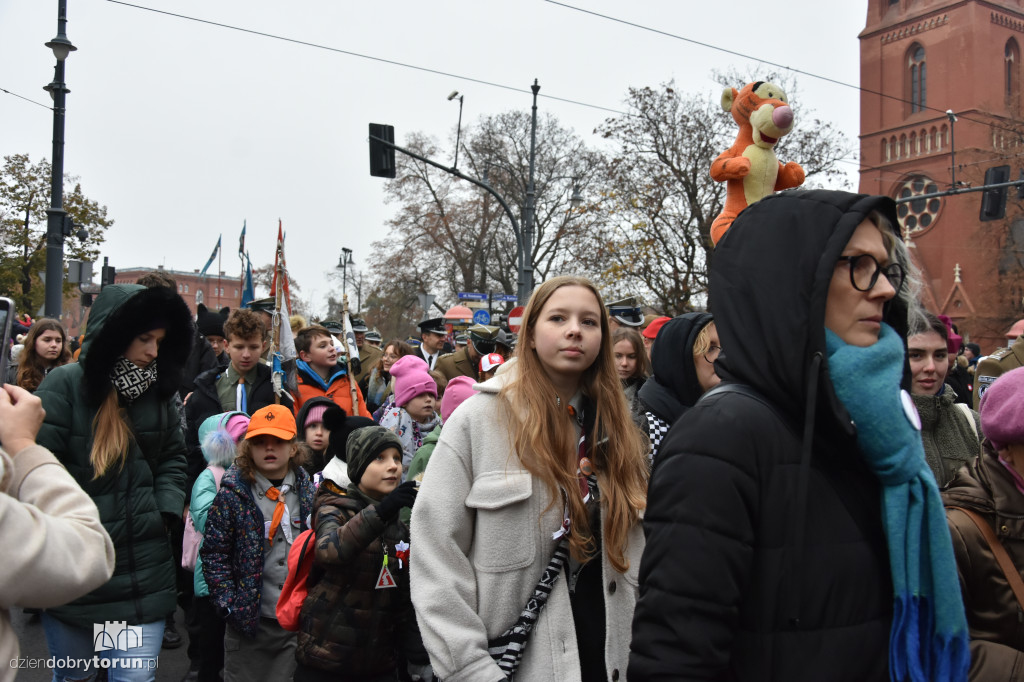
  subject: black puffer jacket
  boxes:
[630,190,910,681]
[36,284,192,628]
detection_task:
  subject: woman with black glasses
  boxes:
[630,190,970,681]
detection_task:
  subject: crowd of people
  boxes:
[3,188,1024,681]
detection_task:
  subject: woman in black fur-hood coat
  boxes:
[35,283,193,636]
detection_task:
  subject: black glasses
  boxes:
[703,345,722,364]
[836,254,905,294]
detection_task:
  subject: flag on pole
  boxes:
[199,235,221,277]
[240,253,255,308]
[342,313,360,368]
[270,220,293,314]
[238,220,246,258]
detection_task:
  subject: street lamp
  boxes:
[946,109,959,189]
[522,79,540,301]
[338,247,354,301]
[448,90,464,171]
[43,0,76,319]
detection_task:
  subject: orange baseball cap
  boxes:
[245,404,297,441]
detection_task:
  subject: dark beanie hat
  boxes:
[197,305,229,338]
[347,426,404,484]
[324,408,376,463]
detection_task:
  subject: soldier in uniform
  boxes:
[607,296,645,330]
[973,333,1024,410]
[416,318,448,370]
[350,317,381,386]
[365,328,383,348]
[435,324,499,381]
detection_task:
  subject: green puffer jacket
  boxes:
[36,283,193,628]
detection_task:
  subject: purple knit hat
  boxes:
[979,366,1024,450]
[390,354,437,407]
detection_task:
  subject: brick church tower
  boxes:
[859,0,1024,351]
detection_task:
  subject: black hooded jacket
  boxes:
[629,190,909,681]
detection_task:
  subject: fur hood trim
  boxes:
[80,284,194,406]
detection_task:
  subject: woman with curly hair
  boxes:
[411,275,649,681]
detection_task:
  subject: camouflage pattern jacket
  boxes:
[295,480,427,676]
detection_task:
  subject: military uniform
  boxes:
[434,346,479,382]
[973,334,1024,410]
[355,342,382,386]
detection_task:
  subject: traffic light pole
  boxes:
[368,133,530,304]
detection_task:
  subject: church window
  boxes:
[909,44,926,114]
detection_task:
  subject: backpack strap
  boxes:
[946,505,1024,610]
[210,465,226,490]
[699,382,782,420]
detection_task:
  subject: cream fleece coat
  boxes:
[410,370,644,682]
[0,445,115,677]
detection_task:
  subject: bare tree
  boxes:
[594,73,854,314]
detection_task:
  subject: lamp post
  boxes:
[946,109,958,189]
[338,247,354,303]
[43,0,76,319]
[521,79,540,301]
[448,90,464,171]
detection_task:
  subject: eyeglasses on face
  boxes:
[836,254,905,294]
[703,345,722,364]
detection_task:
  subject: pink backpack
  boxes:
[182,466,225,571]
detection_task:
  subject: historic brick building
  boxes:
[859,0,1024,351]
[112,266,242,317]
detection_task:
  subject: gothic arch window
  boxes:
[932,126,940,151]
[195,290,204,306]
[882,138,890,162]
[891,136,899,159]
[941,123,950,147]
[910,131,918,155]
[900,133,908,158]
[1007,39,1020,110]
[908,44,927,114]
[920,129,928,153]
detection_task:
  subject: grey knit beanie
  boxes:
[347,426,404,484]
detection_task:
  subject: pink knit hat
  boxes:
[979,366,1024,451]
[442,375,478,422]
[390,354,437,407]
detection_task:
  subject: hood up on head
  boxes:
[79,283,194,406]
[710,189,909,428]
[638,312,714,423]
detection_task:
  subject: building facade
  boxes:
[113,266,242,317]
[859,0,1024,351]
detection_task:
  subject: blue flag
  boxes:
[240,253,255,308]
[200,235,221,277]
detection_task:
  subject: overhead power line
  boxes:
[544,0,1024,140]
[105,0,627,115]
[0,86,53,111]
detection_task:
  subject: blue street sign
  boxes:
[457,292,488,301]
[492,294,518,302]
[473,309,491,325]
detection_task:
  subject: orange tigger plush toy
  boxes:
[710,81,805,245]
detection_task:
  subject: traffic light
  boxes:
[369,123,396,178]
[980,165,1010,221]
[101,262,116,288]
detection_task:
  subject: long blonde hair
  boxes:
[90,389,132,478]
[502,276,649,572]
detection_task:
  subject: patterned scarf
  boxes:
[379,406,440,478]
[825,323,968,682]
[109,356,158,403]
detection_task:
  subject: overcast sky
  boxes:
[2,0,866,316]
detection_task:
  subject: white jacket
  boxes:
[0,445,115,678]
[410,371,643,682]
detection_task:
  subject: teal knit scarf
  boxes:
[825,323,968,682]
